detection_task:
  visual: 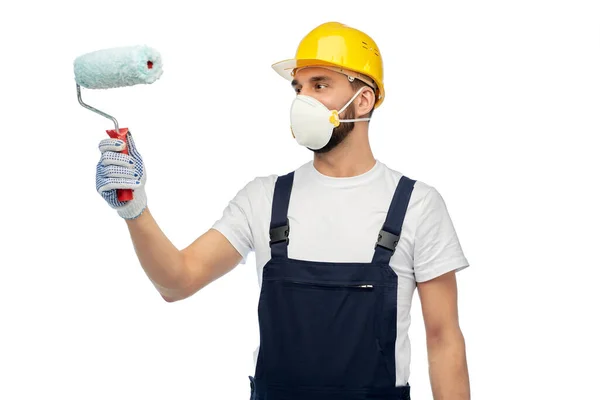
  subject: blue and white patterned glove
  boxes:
[96,131,147,219]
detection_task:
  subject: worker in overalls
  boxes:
[96,21,471,400]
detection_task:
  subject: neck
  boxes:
[312,123,376,178]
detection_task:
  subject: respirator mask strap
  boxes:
[336,86,371,123]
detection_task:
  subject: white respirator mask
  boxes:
[289,86,369,150]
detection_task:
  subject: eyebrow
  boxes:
[291,76,332,88]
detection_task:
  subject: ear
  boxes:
[356,87,376,118]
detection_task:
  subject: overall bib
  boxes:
[249,171,416,400]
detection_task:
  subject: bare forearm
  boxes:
[427,329,470,400]
[125,207,185,296]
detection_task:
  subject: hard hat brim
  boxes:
[272,58,345,81]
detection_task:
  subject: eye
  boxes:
[315,83,327,90]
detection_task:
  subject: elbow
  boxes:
[157,252,196,303]
[159,287,192,303]
[426,324,464,346]
[153,274,188,303]
[157,283,189,303]
[160,293,179,303]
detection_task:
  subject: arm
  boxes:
[97,133,246,302]
[417,270,470,400]
[125,207,243,302]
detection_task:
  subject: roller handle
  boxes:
[106,128,134,202]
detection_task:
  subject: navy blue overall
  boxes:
[249,171,416,400]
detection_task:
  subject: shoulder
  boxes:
[377,160,437,206]
[243,174,278,204]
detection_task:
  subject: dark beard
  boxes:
[311,106,356,154]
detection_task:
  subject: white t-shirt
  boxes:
[211,159,470,386]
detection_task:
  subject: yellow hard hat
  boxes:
[272,22,385,108]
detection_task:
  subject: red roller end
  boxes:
[147,61,153,69]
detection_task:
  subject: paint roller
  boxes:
[74,45,163,201]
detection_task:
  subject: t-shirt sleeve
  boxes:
[211,180,256,265]
[413,186,470,282]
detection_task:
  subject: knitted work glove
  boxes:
[96,131,147,219]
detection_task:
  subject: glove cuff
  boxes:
[117,189,148,220]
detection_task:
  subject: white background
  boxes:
[1,0,598,399]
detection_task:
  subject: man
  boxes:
[96,21,471,400]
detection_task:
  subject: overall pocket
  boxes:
[282,280,376,290]
[257,278,389,388]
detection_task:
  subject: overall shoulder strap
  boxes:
[372,175,417,264]
[269,171,294,259]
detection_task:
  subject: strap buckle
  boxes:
[375,228,399,254]
[269,218,289,246]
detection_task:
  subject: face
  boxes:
[291,67,358,153]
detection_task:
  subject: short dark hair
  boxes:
[349,78,376,119]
